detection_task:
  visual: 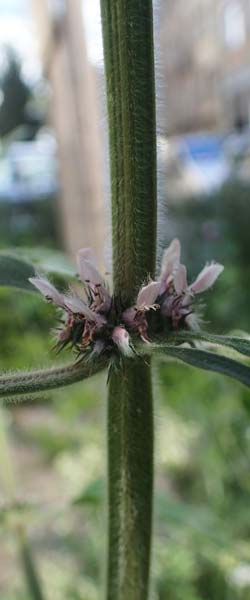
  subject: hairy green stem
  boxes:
[101,0,156,302]
[107,359,153,599]
[0,358,107,398]
[101,0,157,598]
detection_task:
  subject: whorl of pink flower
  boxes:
[123,238,223,336]
[158,238,223,329]
[29,241,224,354]
[29,248,131,354]
[30,248,110,324]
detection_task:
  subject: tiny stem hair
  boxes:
[100,0,157,302]
[100,0,157,598]
[0,358,107,399]
[107,359,153,599]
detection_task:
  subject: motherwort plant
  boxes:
[0,1,250,599]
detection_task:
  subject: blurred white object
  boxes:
[229,563,250,589]
[0,129,58,203]
[159,133,230,201]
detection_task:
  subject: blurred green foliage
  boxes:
[1,182,250,599]
[0,199,59,250]
[0,48,42,139]
[164,182,250,332]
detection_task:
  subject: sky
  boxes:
[82,0,103,65]
[0,0,28,15]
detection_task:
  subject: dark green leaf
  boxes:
[150,344,250,388]
[0,253,36,292]
[19,535,45,600]
[6,248,78,289]
[169,330,250,359]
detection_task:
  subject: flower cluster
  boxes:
[123,238,224,337]
[30,248,131,357]
[29,240,223,357]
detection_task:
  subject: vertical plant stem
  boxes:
[107,359,153,599]
[100,0,157,598]
[100,0,156,302]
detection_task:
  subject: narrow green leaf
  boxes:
[169,330,250,359]
[0,254,36,292]
[0,358,108,399]
[149,344,250,388]
[19,532,46,600]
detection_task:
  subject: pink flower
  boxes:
[123,238,224,337]
[29,249,127,355]
[136,281,161,310]
[122,280,161,342]
[159,239,223,297]
[189,263,224,294]
[159,238,181,294]
[76,248,112,314]
[159,239,224,329]
[28,277,66,308]
[29,240,224,354]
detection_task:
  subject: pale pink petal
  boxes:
[29,277,64,306]
[63,294,106,325]
[173,264,187,295]
[112,326,132,356]
[181,292,193,308]
[76,249,104,286]
[68,282,88,302]
[92,285,112,313]
[160,238,181,293]
[136,281,161,309]
[63,294,89,314]
[77,248,96,263]
[190,263,224,294]
[161,239,181,276]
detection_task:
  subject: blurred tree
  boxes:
[32,0,106,265]
[0,48,42,140]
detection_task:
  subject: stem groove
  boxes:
[101,1,157,597]
[107,359,153,600]
[101,0,157,302]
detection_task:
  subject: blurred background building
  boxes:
[31,0,106,263]
[160,0,250,134]
[0,0,106,263]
